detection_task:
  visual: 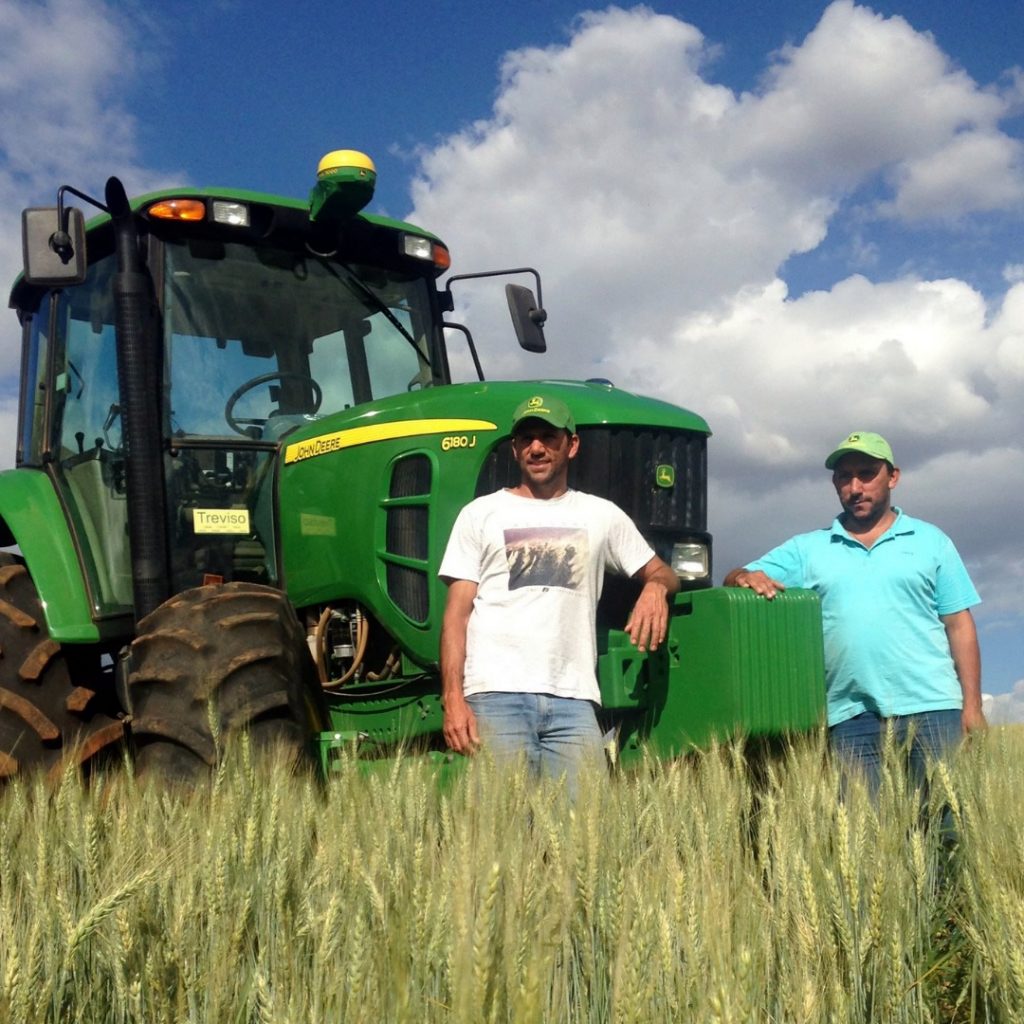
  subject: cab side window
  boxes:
[53,258,121,461]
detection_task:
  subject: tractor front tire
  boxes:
[127,583,325,780]
[0,554,125,781]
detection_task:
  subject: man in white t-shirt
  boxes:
[439,395,679,783]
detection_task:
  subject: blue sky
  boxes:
[1,0,1022,715]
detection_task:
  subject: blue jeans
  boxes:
[829,709,962,792]
[465,692,606,791]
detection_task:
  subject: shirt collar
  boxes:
[830,506,911,544]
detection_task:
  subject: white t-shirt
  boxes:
[438,489,655,703]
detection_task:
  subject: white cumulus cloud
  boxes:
[410,2,1024,691]
[985,682,1024,726]
[0,0,184,381]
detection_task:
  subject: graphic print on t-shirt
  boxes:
[504,527,588,591]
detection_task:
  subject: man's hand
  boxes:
[961,701,988,735]
[626,556,679,652]
[443,696,481,755]
[723,568,786,600]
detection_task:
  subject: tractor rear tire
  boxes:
[0,554,125,781]
[126,582,325,780]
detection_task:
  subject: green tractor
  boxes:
[3,150,824,780]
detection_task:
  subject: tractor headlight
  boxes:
[401,233,451,270]
[671,541,709,581]
[211,201,250,227]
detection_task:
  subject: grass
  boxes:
[0,727,1022,1022]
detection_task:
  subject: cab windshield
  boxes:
[163,238,437,439]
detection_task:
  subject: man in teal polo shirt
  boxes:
[724,431,986,780]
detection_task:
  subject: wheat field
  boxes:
[0,727,1021,1023]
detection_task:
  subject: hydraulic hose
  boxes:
[314,606,369,688]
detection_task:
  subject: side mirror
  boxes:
[506,283,547,353]
[22,207,87,286]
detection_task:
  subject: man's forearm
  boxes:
[945,612,982,707]
[942,609,986,731]
[646,562,680,596]
[440,627,468,708]
[439,580,481,753]
[439,580,476,704]
[954,649,983,711]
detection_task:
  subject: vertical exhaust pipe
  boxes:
[105,177,170,621]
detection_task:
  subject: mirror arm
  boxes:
[53,185,107,264]
[442,267,545,322]
[443,322,485,381]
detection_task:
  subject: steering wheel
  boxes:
[224,372,323,435]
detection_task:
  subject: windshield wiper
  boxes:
[313,252,426,361]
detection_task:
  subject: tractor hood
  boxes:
[278,379,709,470]
[276,380,710,666]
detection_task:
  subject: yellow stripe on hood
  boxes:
[283,418,498,464]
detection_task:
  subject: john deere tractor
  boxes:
[2,150,824,779]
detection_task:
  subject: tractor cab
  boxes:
[14,156,458,616]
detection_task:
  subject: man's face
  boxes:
[832,453,900,524]
[511,419,579,489]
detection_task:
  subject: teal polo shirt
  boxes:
[746,508,980,727]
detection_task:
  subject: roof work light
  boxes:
[401,233,451,271]
[145,197,251,228]
[146,198,206,222]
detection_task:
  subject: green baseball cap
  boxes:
[511,395,576,433]
[825,431,894,469]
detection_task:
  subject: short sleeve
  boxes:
[438,505,482,583]
[744,536,806,588]
[604,502,656,578]
[934,536,981,615]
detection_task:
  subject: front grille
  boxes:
[476,425,711,619]
[383,454,432,623]
[475,426,707,534]
[386,562,429,622]
[386,506,428,561]
[389,453,431,498]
